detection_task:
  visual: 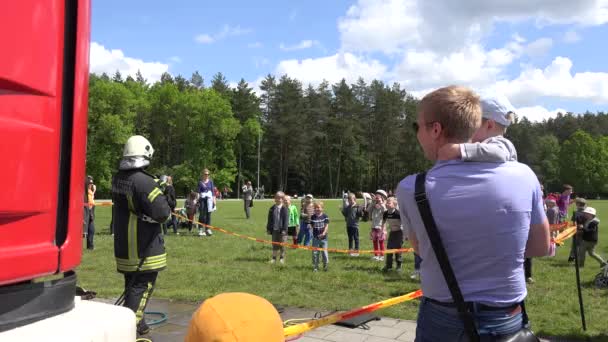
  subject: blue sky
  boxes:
[90,0,608,121]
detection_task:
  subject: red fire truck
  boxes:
[0,1,135,340]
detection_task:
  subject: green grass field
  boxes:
[78,199,608,340]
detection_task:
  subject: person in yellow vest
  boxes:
[85,182,95,250]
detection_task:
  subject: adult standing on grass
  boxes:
[396,85,550,341]
[198,168,216,236]
[85,181,96,250]
[111,135,171,337]
[242,180,254,219]
[557,184,574,223]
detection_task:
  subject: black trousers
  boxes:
[163,212,178,234]
[346,226,359,250]
[123,272,158,332]
[84,207,95,249]
[386,230,403,268]
[524,258,532,278]
[198,199,212,226]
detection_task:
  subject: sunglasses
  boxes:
[412,121,439,133]
[204,173,209,176]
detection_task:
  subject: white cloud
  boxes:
[563,30,582,43]
[392,41,521,91]
[248,42,263,48]
[89,42,169,82]
[279,40,319,51]
[195,34,214,44]
[494,57,608,106]
[264,0,608,116]
[339,0,608,54]
[525,37,553,57]
[275,52,387,86]
[515,106,568,122]
[169,56,181,63]
[338,0,421,54]
[194,25,252,44]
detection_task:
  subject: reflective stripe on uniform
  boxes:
[128,213,138,261]
[147,188,162,202]
[116,253,167,272]
[135,281,154,322]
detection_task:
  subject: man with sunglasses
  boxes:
[397,86,550,341]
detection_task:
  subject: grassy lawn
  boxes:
[78,199,608,340]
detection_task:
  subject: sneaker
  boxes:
[269,259,276,264]
[313,268,318,272]
[372,256,379,261]
[352,253,359,257]
[378,256,385,261]
[382,267,391,273]
[279,258,285,265]
[526,277,535,284]
[410,270,420,280]
[323,265,328,272]
[205,229,213,236]
[198,229,205,236]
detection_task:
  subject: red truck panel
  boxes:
[60,0,91,272]
[0,0,90,285]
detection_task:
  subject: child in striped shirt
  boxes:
[310,202,329,272]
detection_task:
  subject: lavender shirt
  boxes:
[557,194,570,216]
[198,180,215,197]
[396,160,546,305]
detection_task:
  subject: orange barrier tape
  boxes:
[553,225,577,245]
[283,289,423,337]
[549,222,568,232]
[174,212,414,255]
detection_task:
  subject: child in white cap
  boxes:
[577,207,607,268]
[438,90,518,162]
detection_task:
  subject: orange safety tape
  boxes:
[283,289,423,337]
[553,225,577,245]
[549,222,568,232]
[173,212,414,255]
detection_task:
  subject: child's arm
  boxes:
[438,137,517,162]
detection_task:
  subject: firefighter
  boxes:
[111,135,171,336]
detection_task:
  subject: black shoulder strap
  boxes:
[414,172,480,342]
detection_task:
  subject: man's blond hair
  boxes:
[418,85,482,142]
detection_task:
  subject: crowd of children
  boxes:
[261,188,420,276]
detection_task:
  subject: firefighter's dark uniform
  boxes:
[112,168,171,333]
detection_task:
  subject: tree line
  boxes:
[86,70,608,198]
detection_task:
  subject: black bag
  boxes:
[414,172,540,342]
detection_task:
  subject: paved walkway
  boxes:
[95,298,580,342]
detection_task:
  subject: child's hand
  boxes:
[437,143,461,160]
